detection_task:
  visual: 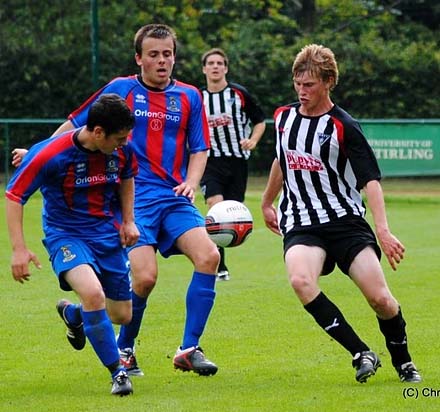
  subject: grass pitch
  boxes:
[1,177,439,411]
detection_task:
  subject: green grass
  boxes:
[1,177,440,411]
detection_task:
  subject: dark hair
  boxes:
[201,48,229,66]
[134,24,177,56]
[86,94,135,135]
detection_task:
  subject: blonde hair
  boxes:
[292,44,339,90]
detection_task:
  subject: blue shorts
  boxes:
[130,195,205,257]
[43,234,131,301]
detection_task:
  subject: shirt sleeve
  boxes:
[68,77,133,128]
[5,141,51,204]
[344,121,382,188]
[186,88,211,153]
[231,82,266,125]
[120,144,139,180]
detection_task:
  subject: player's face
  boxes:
[99,129,131,154]
[293,71,332,116]
[203,54,228,82]
[135,36,175,89]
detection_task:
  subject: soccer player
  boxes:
[200,48,266,281]
[261,44,422,383]
[12,24,220,377]
[6,94,139,396]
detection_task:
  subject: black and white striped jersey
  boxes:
[274,103,381,235]
[201,82,265,159]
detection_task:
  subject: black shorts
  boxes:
[200,156,248,202]
[283,215,381,276]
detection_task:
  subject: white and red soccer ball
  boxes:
[205,200,253,248]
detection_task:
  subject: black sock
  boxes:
[218,247,227,271]
[107,361,122,376]
[377,308,411,368]
[304,292,369,356]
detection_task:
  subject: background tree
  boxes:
[0,0,439,173]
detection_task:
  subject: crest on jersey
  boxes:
[318,132,331,145]
[167,96,180,112]
[107,159,118,173]
[61,245,76,263]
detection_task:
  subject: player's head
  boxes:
[134,24,176,89]
[201,48,229,67]
[86,94,135,136]
[134,24,177,56]
[292,44,339,91]
[202,48,229,82]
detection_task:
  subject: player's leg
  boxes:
[201,157,232,280]
[106,299,132,325]
[116,206,161,376]
[173,226,220,375]
[63,264,132,395]
[286,244,371,355]
[205,194,229,280]
[284,231,378,383]
[215,157,247,281]
[117,244,158,376]
[349,246,421,382]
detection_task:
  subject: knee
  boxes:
[194,245,220,273]
[110,310,132,325]
[131,269,157,297]
[289,272,315,296]
[368,292,398,316]
[81,287,106,311]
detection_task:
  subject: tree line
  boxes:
[1,0,439,172]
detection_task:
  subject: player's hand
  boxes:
[119,221,140,247]
[173,182,195,203]
[377,229,405,271]
[11,248,42,283]
[261,204,281,235]
[240,138,257,151]
[11,148,28,168]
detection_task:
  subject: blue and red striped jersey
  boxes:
[68,76,210,200]
[6,130,138,236]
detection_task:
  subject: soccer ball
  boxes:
[205,200,253,248]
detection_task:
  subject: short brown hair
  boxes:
[201,48,229,66]
[292,44,339,90]
[134,24,177,56]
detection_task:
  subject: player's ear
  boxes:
[93,125,106,140]
[135,53,142,67]
[327,76,335,91]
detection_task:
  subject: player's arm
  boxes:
[261,158,283,235]
[51,119,75,136]
[118,177,140,248]
[5,198,42,283]
[363,179,405,271]
[241,121,266,151]
[11,120,75,167]
[236,84,266,150]
[173,150,208,203]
